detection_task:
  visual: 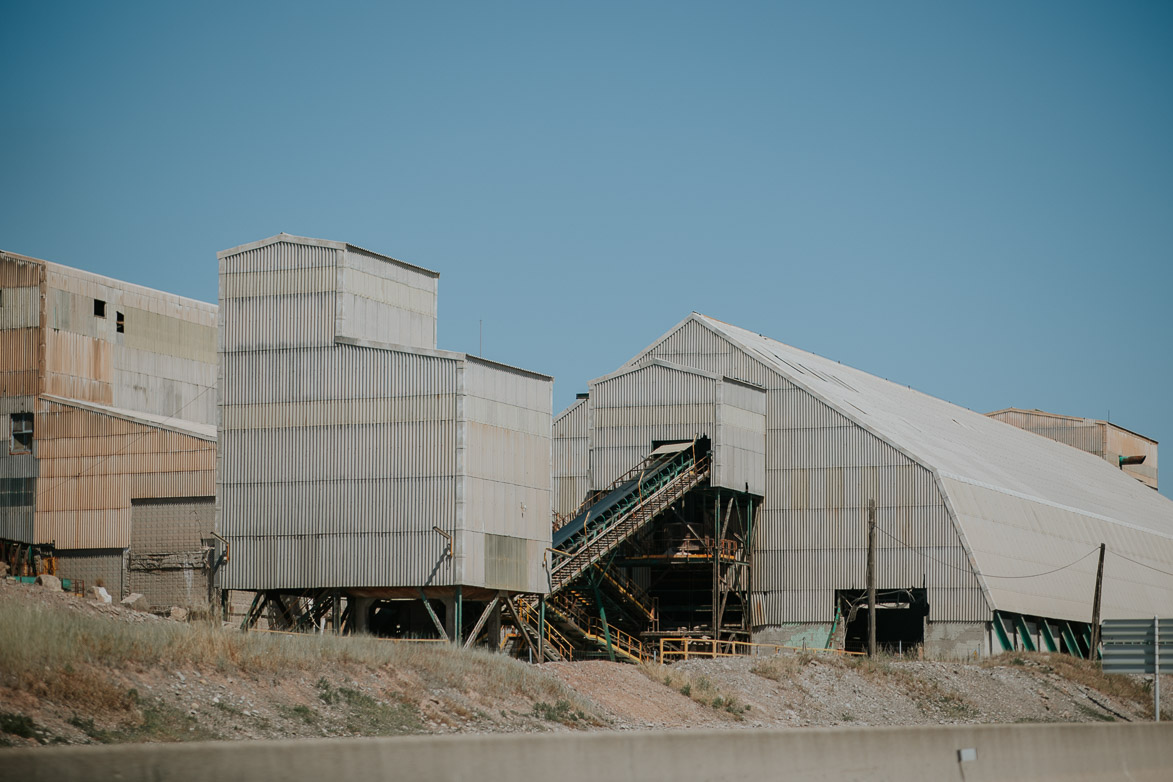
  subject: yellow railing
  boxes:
[244,628,449,643]
[585,617,646,662]
[518,598,576,660]
[658,637,865,662]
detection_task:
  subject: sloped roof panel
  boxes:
[694,314,1173,620]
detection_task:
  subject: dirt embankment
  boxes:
[1,579,1168,749]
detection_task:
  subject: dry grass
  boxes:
[639,663,750,718]
[982,652,1170,720]
[0,599,594,720]
[750,651,815,681]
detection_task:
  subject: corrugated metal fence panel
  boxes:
[336,248,438,350]
[220,242,339,351]
[34,400,214,549]
[217,345,461,590]
[460,358,552,593]
[552,398,589,518]
[589,363,718,490]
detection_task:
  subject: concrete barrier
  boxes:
[3,722,1172,781]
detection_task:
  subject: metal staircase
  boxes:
[550,443,710,592]
[506,441,712,663]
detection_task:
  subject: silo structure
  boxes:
[216,235,551,643]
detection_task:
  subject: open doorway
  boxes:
[836,588,928,655]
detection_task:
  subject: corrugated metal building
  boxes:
[555,313,1173,657]
[0,250,217,608]
[216,235,551,636]
[987,408,1158,490]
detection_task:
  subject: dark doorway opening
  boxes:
[836,588,928,655]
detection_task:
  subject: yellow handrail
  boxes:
[657,637,865,662]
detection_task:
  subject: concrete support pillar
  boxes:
[487,600,502,652]
[351,597,374,634]
[443,595,456,642]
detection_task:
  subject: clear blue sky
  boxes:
[3,2,1171,491]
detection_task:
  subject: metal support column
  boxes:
[712,490,720,640]
[591,576,615,662]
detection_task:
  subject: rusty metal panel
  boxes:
[0,329,39,397]
[0,286,40,330]
[32,399,214,549]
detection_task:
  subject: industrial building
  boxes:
[216,235,552,643]
[6,236,1172,663]
[987,408,1158,490]
[0,250,217,609]
[548,313,1173,659]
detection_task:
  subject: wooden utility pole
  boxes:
[1090,543,1106,658]
[867,499,877,658]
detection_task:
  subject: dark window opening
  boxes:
[836,588,928,656]
[94,299,106,318]
[10,413,34,453]
[116,311,125,333]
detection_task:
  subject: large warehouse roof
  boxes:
[644,314,1173,622]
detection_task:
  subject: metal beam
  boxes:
[419,588,449,641]
[463,596,500,649]
[993,611,1014,652]
[1040,620,1058,653]
[1015,615,1037,652]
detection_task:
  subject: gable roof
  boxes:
[640,313,1173,621]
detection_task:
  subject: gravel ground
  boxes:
[3,579,1169,748]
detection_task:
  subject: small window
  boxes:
[10,413,33,453]
[116,311,125,333]
[94,299,106,317]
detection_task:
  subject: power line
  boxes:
[1107,549,1173,579]
[874,523,1099,580]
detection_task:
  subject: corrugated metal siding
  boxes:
[552,398,589,518]
[989,410,1160,490]
[0,453,37,543]
[220,242,339,351]
[589,362,719,490]
[0,286,41,330]
[34,400,214,549]
[217,344,460,590]
[460,358,551,593]
[336,247,438,350]
[41,264,216,424]
[635,316,987,626]
[0,329,39,398]
[714,379,766,495]
[1104,425,1158,488]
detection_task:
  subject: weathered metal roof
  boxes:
[657,314,1173,621]
[217,233,440,279]
[42,395,217,441]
